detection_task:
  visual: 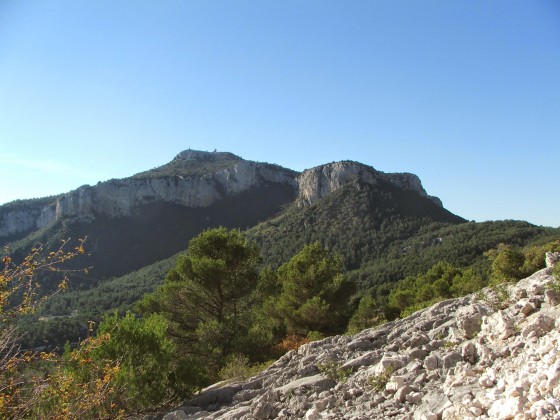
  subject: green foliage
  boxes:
[249,179,557,294]
[346,293,386,334]
[399,298,441,318]
[138,227,262,386]
[550,264,560,293]
[368,367,394,392]
[488,244,525,284]
[17,255,177,350]
[317,361,352,383]
[218,354,273,382]
[487,240,560,285]
[87,311,176,411]
[485,284,512,311]
[9,173,558,351]
[449,268,486,296]
[249,181,465,276]
[273,242,352,336]
[387,262,465,317]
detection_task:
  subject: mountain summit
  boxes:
[0,150,461,279]
[0,150,297,240]
[296,161,442,207]
[4,150,556,353]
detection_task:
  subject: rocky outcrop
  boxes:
[158,265,560,419]
[54,160,297,218]
[0,153,444,239]
[296,161,442,207]
[0,155,297,238]
[546,252,560,268]
[0,202,58,237]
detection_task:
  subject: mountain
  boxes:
[0,151,457,280]
[0,150,298,278]
[249,160,465,274]
[3,150,558,349]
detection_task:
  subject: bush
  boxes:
[88,311,176,411]
[218,354,273,382]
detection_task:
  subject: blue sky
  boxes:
[1,1,559,227]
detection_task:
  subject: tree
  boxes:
[85,311,176,411]
[346,292,386,334]
[138,227,261,386]
[274,242,352,337]
[488,244,525,283]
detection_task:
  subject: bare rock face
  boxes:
[55,160,296,218]
[546,252,560,268]
[296,161,443,207]
[0,201,59,237]
[296,162,380,206]
[157,264,560,420]
[0,154,297,238]
[0,154,445,240]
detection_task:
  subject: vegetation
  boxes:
[317,361,352,383]
[17,255,178,350]
[346,292,386,334]
[218,355,273,382]
[84,311,176,411]
[5,169,558,350]
[138,228,264,388]
[368,367,394,392]
[384,239,560,319]
[0,238,124,418]
[2,159,559,417]
[550,263,560,293]
[273,242,353,336]
[1,223,558,417]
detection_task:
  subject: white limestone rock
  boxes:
[545,252,560,268]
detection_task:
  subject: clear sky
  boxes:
[1,1,559,227]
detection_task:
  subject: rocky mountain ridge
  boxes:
[0,151,443,239]
[296,161,442,208]
[157,258,560,420]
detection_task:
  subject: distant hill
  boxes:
[3,150,558,349]
[1,150,298,279]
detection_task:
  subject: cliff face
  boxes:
[0,155,298,238]
[296,161,442,207]
[55,160,297,218]
[0,153,445,240]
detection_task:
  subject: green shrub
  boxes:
[87,311,176,411]
[317,361,352,383]
[368,367,394,392]
[218,354,273,382]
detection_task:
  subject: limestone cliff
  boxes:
[296,161,443,207]
[0,153,445,240]
[0,151,298,238]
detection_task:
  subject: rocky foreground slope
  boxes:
[158,262,560,420]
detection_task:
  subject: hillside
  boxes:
[1,151,298,279]
[156,263,560,419]
[3,151,558,350]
